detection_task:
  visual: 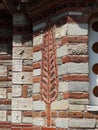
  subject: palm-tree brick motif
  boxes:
[41,26,58,126]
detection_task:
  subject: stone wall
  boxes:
[0,2,98,130]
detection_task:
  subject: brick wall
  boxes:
[0,1,98,130]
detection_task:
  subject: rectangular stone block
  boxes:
[0,65,7,77]
[57,45,67,57]
[12,72,32,84]
[0,111,6,121]
[12,60,22,71]
[33,51,42,62]
[12,85,21,97]
[33,117,44,126]
[13,47,32,59]
[12,98,32,110]
[33,34,43,46]
[55,118,69,128]
[12,111,21,123]
[0,88,6,98]
[32,101,46,111]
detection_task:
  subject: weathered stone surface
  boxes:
[55,24,67,39]
[33,34,43,46]
[12,111,21,123]
[69,104,85,111]
[33,69,41,76]
[69,119,96,128]
[33,83,40,93]
[22,117,32,123]
[12,72,32,84]
[13,47,32,59]
[0,88,6,98]
[51,100,68,110]
[55,118,69,128]
[68,63,88,74]
[0,82,11,88]
[12,85,21,97]
[0,111,6,121]
[68,44,87,55]
[0,105,11,110]
[58,81,68,93]
[68,81,89,92]
[33,117,44,126]
[68,23,88,35]
[58,63,68,75]
[0,65,7,77]
[12,60,22,71]
[12,98,32,110]
[57,45,67,57]
[32,101,46,111]
[69,99,89,105]
[33,51,42,62]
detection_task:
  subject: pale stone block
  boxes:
[12,72,32,84]
[58,63,68,75]
[12,60,22,71]
[12,98,32,110]
[69,104,85,111]
[0,105,11,110]
[69,119,96,128]
[33,117,44,126]
[33,83,40,93]
[68,63,88,74]
[12,85,21,97]
[55,24,67,39]
[0,88,6,98]
[8,92,12,99]
[51,100,68,110]
[68,81,89,92]
[22,117,33,123]
[32,101,46,111]
[69,99,89,105]
[57,45,68,57]
[0,65,7,76]
[55,118,69,128]
[33,51,42,62]
[0,111,6,122]
[68,23,88,35]
[33,69,41,76]
[12,111,21,123]
[33,34,43,46]
[58,81,68,93]
[0,82,11,88]
[13,47,32,59]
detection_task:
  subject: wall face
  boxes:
[1,2,98,130]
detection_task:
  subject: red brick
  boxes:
[22,128,32,130]
[68,36,88,43]
[62,74,89,81]
[69,55,88,63]
[33,94,40,101]
[41,111,46,117]
[22,85,28,98]
[51,111,57,117]
[23,66,33,71]
[62,56,70,63]
[33,76,41,83]
[33,112,40,117]
[58,111,69,118]
[33,62,41,69]
[69,111,83,118]
[33,45,41,52]
[42,127,56,130]
[23,111,33,117]
[84,112,94,118]
[63,93,69,99]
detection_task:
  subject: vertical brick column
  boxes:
[12,12,33,128]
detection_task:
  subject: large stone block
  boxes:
[32,101,46,111]
[33,51,42,62]
[33,34,43,46]
[55,118,69,128]
[12,72,32,84]
[58,81,68,93]
[12,60,22,71]
[0,65,7,77]
[13,47,32,59]
[12,98,32,110]
[57,45,68,57]
[12,85,22,97]
[33,117,44,126]
[58,63,68,75]
[0,111,6,122]
[12,111,21,123]
[0,88,6,98]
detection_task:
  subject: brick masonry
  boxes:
[0,1,98,130]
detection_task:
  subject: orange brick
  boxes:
[23,66,33,71]
[68,92,88,99]
[42,127,56,130]
[22,85,28,98]
[33,76,41,83]
[69,55,88,63]
[41,111,46,117]
[33,62,41,69]
[51,111,57,117]
[62,56,70,63]
[23,111,33,117]
[58,111,69,118]
[33,45,41,52]
[33,112,40,117]
[84,112,94,118]
[33,94,40,101]
[69,111,83,118]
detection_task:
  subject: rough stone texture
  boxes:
[55,24,67,38]
[68,82,89,92]
[69,99,89,105]
[13,47,32,59]
[57,45,68,57]
[32,101,46,111]
[22,117,33,123]
[33,34,43,46]
[33,83,40,93]
[69,104,85,111]
[12,111,21,123]
[69,119,96,128]
[68,63,88,74]
[68,43,88,55]
[55,118,69,128]
[12,60,22,71]
[58,82,68,93]
[0,88,6,98]
[12,72,32,84]
[0,111,6,122]
[33,51,42,62]
[51,100,68,110]
[58,63,68,75]
[68,23,88,35]
[33,69,41,76]
[0,82,12,88]
[12,85,21,97]
[12,98,32,110]
[0,66,7,77]
[0,105,11,110]
[33,117,44,126]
